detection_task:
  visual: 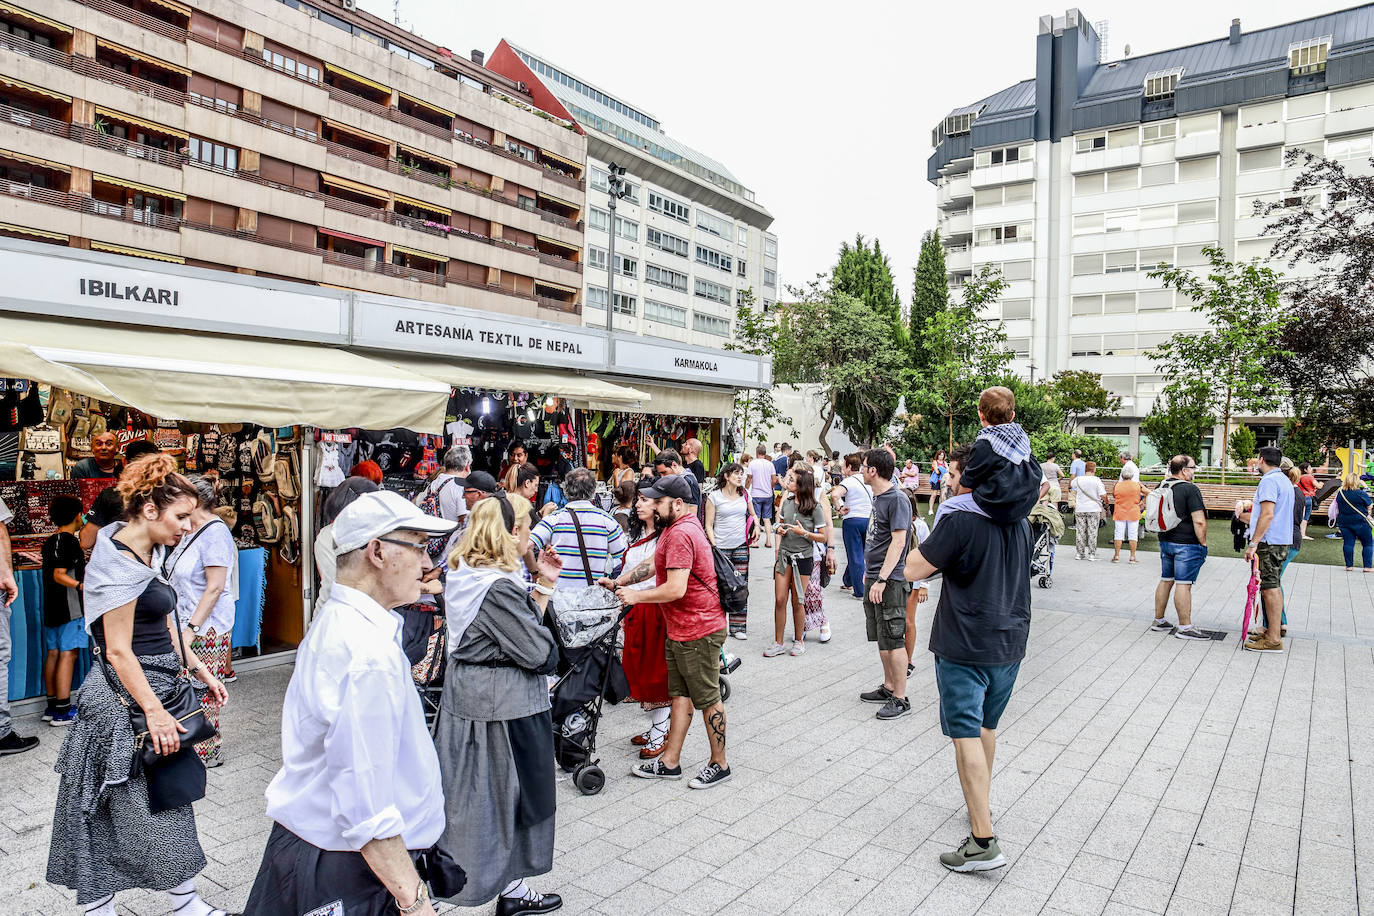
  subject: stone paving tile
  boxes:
[3,545,1370,914]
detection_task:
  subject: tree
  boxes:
[909,230,949,369]
[1047,370,1123,432]
[920,265,1013,452]
[726,289,793,446]
[1228,424,1257,469]
[771,281,908,448]
[1280,415,1325,467]
[832,234,905,347]
[1147,246,1294,481]
[1028,430,1122,469]
[1140,379,1215,467]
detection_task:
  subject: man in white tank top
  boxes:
[830,453,874,600]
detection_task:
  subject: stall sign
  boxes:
[0,247,347,341]
[353,297,608,370]
[610,337,769,388]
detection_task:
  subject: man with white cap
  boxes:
[244,491,457,916]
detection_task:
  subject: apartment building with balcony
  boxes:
[0,0,590,318]
[929,5,1374,462]
[488,41,777,349]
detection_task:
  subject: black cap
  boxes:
[456,470,498,493]
[640,473,693,501]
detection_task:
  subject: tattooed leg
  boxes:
[704,703,727,764]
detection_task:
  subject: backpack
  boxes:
[253,493,283,544]
[420,477,459,558]
[1144,479,1183,534]
[690,539,748,619]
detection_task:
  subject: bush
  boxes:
[1280,416,1325,466]
[1029,431,1121,469]
[1227,425,1257,469]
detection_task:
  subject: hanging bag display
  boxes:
[274,446,300,500]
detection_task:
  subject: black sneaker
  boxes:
[1149,618,1173,633]
[876,697,911,720]
[906,663,915,677]
[0,731,39,756]
[860,685,894,704]
[631,759,682,780]
[1174,626,1209,641]
[688,762,732,790]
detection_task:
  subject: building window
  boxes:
[695,245,733,273]
[737,225,749,246]
[262,48,320,83]
[974,223,1031,246]
[694,278,731,304]
[613,215,638,241]
[1074,133,1106,153]
[763,268,776,288]
[644,298,686,327]
[645,264,688,292]
[587,246,608,270]
[693,312,731,336]
[1289,36,1331,76]
[187,137,237,171]
[1105,250,1137,274]
[648,190,689,223]
[613,292,636,315]
[589,167,608,191]
[1001,299,1032,319]
[974,143,1033,168]
[589,207,610,231]
[505,139,536,162]
[1141,122,1176,144]
[1239,147,1282,172]
[189,90,238,115]
[697,209,731,238]
[1143,68,1184,102]
[1004,337,1030,358]
[737,259,747,278]
[1177,200,1217,224]
[764,237,778,258]
[586,285,608,309]
[646,227,689,257]
[1073,253,1103,276]
[1142,163,1176,186]
[944,111,977,136]
[616,254,637,277]
[1326,136,1371,161]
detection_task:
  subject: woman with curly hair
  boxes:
[47,454,231,916]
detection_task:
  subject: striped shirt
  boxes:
[529,500,628,584]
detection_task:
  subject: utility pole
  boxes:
[605,162,628,334]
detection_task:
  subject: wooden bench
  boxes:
[1055,478,1258,516]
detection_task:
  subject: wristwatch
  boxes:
[397,880,429,914]
[187,622,201,635]
[876,577,889,585]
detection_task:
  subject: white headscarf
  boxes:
[83,522,169,634]
[442,557,524,649]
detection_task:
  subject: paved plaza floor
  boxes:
[2,544,1370,914]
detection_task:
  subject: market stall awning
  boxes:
[388,355,648,404]
[0,315,451,432]
[593,381,735,418]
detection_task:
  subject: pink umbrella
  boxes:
[1240,555,1260,639]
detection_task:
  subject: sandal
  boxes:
[631,729,653,747]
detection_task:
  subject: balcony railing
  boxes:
[180,218,321,258]
[321,247,444,287]
[0,176,183,233]
[536,250,581,272]
[73,123,187,168]
[537,295,579,313]
[71,0,188,42]
[0,102,71,140]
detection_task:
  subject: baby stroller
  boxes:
[1027,502,1064,589]
[400,600,448,735]
[550,598,632,796]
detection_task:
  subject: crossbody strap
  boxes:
[567,508,596,587]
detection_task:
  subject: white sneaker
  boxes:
[762,642,785,657]
[818,625,832,643]
[732,631,748,640]
[789,640,806,656]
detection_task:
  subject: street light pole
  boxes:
[604,162,628,335]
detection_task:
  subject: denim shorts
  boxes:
[934,657,1021,739]
[752,496,774,520]
[1159,541,1208,585]
[1303,495,1313,521]
[43,618,86,652]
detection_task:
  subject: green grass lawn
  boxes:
[1053,515,1354,567]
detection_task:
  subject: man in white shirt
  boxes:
[1070,461,1108,561]
[417,445,471,527]
[746,444,779,548]
[0,495,38,756]
[1120,451,1139,481]
[245,492,457,916]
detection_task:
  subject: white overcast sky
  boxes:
[361,0,1331,297]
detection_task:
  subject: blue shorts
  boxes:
[43,618,86,653]
[752,496,774,520]
[1303,495,1313,521]
[935,657,1021,739]
[1159,542,1208,585]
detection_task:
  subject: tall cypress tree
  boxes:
[832,234,903,332]
[909,230,949,369]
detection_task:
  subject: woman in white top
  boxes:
[706,462,755,639]
[165,476,239,767]
[831,453,873,600]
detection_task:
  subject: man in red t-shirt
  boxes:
[1298,463,1318,541]
[605,474,731,790]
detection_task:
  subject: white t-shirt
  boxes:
[746,457,776,498]
[708,490,749,549]
[421,472,467,525]
[1121,459,1139,480]
[167,519,238,636]
[1072,474,1108,514]
[836,474,872,520]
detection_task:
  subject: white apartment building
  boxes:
[929,6,1374,464]
[491,42,778,349]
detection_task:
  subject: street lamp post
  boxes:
[604,162,629,334]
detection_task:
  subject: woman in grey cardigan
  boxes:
[438,492,563,915]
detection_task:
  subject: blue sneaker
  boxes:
[50,708,78,727]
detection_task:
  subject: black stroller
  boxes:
[401,600,448,735]
[549,597,633,796]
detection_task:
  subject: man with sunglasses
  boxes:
[246,492,456,916]
[1152,454,1209,638]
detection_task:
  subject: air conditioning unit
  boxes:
[516,81,528,93]
[341,0,356,9]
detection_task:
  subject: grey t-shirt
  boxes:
[864,486,913,581]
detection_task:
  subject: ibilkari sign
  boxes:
[354,297,607,370]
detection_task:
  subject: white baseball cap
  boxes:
[332,490,456,553]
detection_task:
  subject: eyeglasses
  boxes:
[377,537,430,556]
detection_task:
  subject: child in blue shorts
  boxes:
[41,496,86,726]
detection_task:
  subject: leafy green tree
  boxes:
[1228,424,1257,469]
[1140,379,1215,466]
[909,230,949,369]
[1147,246,1294,481]
[1047,370,1123,432]
[1028,431,1122,470]
[771,282,908,448]
[832,234,905,347]
[726,289,792,446]
[1280,415,1325,467]
[999,375,1066,437]
[920,265,1013,452]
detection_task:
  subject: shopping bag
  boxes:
[1240,555,1260,638]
